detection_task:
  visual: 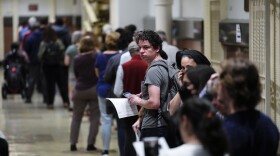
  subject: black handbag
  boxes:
[105,89,116,114]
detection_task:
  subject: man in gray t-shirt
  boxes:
[141,60,169,129]
[128,30,169,139]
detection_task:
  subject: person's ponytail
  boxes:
[196,112,228,156]
[180,98,229,156]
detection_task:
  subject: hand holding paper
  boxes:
[106,98,138,118]
[128,94,142,106]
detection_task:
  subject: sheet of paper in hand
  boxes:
[106,98,138,118]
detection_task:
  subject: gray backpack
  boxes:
[149,61,180,122]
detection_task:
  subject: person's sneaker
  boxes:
[68,107,73,112]
[25,99,32,104]
[63,103,69,108]
[101,150,109,156]
[70,144,77,151]
[86,144,97,151]
[47,105,54,110]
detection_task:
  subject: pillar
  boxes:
[204,0,211,60]
[49,0,56,23]
[155,0,173,42]
[0,0,4,60]
[12,0,18,42]
[0,0,3,111]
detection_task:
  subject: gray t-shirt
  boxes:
[141,60,169,129]
[65,44,78,80]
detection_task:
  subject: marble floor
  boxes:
[0,92,119,156]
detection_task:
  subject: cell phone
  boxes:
[123,92,132,98]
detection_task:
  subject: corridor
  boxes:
[0,84,119,156]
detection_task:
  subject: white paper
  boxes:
[106,98,138,118]
[159,137,170,150]
[133,141,144,156]
[133,137,169,156]
[135,129,141,142]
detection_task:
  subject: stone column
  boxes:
[12,0,18,42]
[49,0,56,23]
[0,0,3,111]
[0,0,4,60]
[155,0,173,42]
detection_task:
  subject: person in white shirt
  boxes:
[161,97,228,156]
[156,31,179,67]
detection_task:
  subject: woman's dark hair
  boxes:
[176,49,211,69]
[219,58,261,110]
[43,26,57,42]
[179,97,228,156]
[185,65,216,93]
[116,28,133,51]
[124,24,137,34]
[55,17,64,26]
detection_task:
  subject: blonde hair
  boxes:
[105,32,120,50]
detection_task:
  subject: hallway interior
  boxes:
[0,83,119,156]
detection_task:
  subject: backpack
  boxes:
[43,41,62,65]
[150,61,182,148]
[149,61,180,122]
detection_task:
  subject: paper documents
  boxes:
[106,98,138,118]
[133,137,170,156]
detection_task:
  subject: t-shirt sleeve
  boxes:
[65,45,73,55]
[95,53,102,68]
[145,66,165,87]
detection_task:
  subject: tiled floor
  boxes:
[0,91,119,156]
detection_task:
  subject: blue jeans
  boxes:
[98,96,113,150]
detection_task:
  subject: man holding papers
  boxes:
[128,30,169,141]
[113,40,147,156]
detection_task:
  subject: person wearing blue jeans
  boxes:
[95,31,120,156]
[97,96,113,152]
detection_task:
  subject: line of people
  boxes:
[126,30,279,156]
[7,19,280,156]
[69,28,279,156]
[15,16,72,108]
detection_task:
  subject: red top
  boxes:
[122,54,147,94]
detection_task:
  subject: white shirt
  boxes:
[0,131,6,139]
[162,41,179,66]
[119,51,132,65]
[160,144,210,156]
[114,52,132,97]
[114,65,124,97]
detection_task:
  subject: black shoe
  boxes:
[47,105,54,110]
[101,150,109,156]
[70,144,77,151]
[25,99,31,104]
[86,144,97,151]
[68,107,73,112]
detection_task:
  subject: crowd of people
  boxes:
[2,16,279,156]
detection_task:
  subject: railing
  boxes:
[82,0,98,31]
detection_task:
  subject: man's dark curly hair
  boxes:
[135,30,168,59]
[135,30,163,52]
[219,58,261,110]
